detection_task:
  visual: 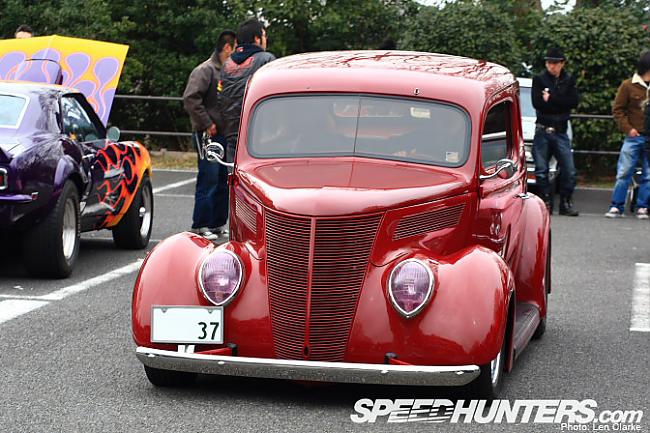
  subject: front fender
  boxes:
[98,140,152,228]
[348,245,514,366]
[132,233,262,350]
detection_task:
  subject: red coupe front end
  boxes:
[132,51,550,397]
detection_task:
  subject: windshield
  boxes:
[519,86,536,118]
[248,94,471,167]
[0,94,28,128]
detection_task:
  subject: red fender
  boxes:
[347,245,515,366]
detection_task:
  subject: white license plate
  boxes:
[151,306,224,344]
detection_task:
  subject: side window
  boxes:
[481,101,512,169]
[61,95,104,143]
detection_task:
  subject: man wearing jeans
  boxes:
[183,30,236,239]
[532,47,580,216]
[606,51,650,219]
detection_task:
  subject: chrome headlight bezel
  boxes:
[198,249,243,306]
[387,258,435,319]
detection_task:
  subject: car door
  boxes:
[475,98,527,267]
[60,94,110,229]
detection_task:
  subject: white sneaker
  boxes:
[211,224,230,238]
[636,208,649,220]
[190,227,219,240]
[604,207,623,218]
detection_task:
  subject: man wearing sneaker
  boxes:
[183,30,236,240]
[532,47,580,216]
[606,51,650,219]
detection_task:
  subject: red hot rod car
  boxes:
[133,51,551,398]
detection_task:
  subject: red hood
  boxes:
[237,158,472,216]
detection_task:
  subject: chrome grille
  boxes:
[393,204,464,240]
[310,214,382,361]
[235,195,257,234]
[266,211,311,360]
[265,210,381,361]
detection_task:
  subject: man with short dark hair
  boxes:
[14,24,33,39]
[606,50,650,219]
[531,47,580,216]
[183,30,236,240]
[220,18,275,162]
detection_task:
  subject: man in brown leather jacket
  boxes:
[606,51,650,219]
[183,30,235,240]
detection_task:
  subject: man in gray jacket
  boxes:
[183,30,235,240]
[220,18,275,162]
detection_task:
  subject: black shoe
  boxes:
[559,197,579,216]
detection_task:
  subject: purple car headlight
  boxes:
[388,259,434,318]
[199,250,243,306]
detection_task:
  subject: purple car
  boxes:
[0,81,153,278]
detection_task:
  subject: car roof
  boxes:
[0,80,77,96]
[247,51,516,114]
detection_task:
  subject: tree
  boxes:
[401,2,525,74]
[529,5,648,156]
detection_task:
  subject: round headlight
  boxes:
[388,259,434,318]
[199,250,243,306]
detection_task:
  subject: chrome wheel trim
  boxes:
[139,184,152,238]
[490,347,503,387]
[62,198,77,260]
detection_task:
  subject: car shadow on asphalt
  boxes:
[0,236,151,279]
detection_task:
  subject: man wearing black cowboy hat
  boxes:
[531,47,580,216]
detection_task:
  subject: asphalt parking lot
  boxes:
[0,169,648,433]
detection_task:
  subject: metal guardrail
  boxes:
[113,95,625,154]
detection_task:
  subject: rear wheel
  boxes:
[112,175,153,249]
[144,366,196,387]
[23,181,80,278]
[533,230,551,340]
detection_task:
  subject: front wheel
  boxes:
[112,175,153,249]
[23,180,80,278]
[144,366,196,387]
[471,334,506,400]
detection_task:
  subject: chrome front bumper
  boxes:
[136,347,480,387]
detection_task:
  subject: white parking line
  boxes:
[630,263,650,332]
[152,177,195,194]
[0,300,49,324]
[40,260,143,301]
[0,260,143,324]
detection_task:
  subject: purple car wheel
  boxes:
[62,198,77,260]
[23,180,80,278]
[112,175,153,249]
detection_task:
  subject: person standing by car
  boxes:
[606,50,650,219]
[220,18,275,163]
[14,24,33,38]
[183,30,236,240]
[531,47,580,216]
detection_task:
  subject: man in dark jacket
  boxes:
[220,18,275,163]
[183,30,235,240]
[531,47,580,216]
